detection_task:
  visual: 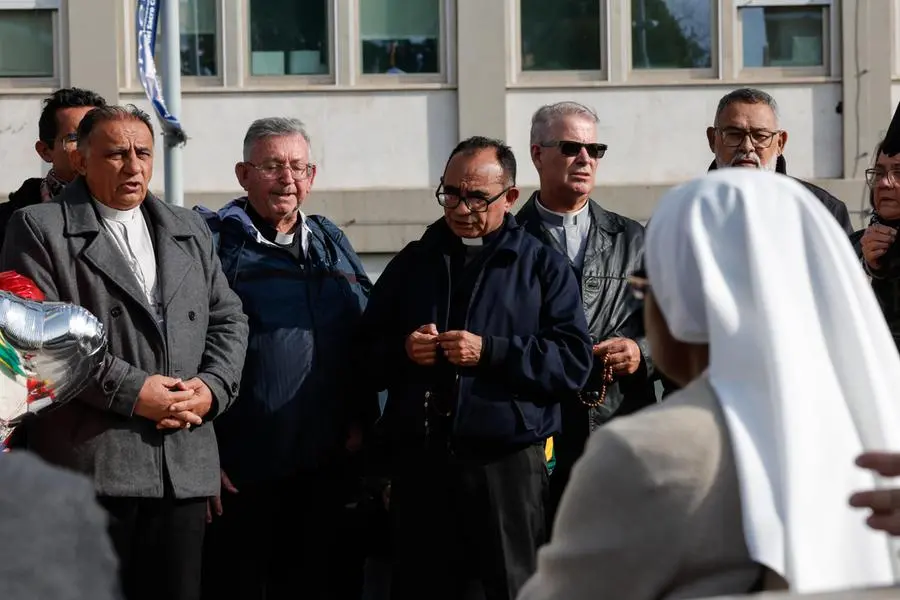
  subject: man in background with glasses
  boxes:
[516,101,659,534]
[707,87,852,233]
[0,87,107,252]
[195,117,374,600]
[359,136,591,600]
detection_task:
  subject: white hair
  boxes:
[530,102,599,145]
[242,117,311,161]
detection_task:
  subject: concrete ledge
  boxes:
[169,178,872,253]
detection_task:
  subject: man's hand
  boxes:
[134,375,200,427]
[405,323,439,366]
[436,331,483,367]
[861,223,898,271]
[157,378,214,430]
[850,452,900,535]
[594,338,642,377]
[207,469,239,523]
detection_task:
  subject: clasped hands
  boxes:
[133,374,213,431]
[405,323,482,367]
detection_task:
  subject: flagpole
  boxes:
[161,0,184,207]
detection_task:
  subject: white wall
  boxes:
[0,96,50,192]
[507,84,843,186]
[0,90,459,196]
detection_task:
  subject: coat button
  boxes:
[110,306,123,318]
[103,380,115,392]
[188,311,196,321]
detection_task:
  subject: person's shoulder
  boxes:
[793,177,846,209]
[5,178,43,209]
[599,377,725,481]
[591,201,646,237]
[0,450,97,507]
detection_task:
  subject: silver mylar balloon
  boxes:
[0,291,107,444]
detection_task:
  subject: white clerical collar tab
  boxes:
[460,236,484,246]
[274,231,295,245]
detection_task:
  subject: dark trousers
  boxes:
[99,494,207,600]
[201,470,362,600]
[389,443,548,600]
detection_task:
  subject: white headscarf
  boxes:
[645,169,900,593]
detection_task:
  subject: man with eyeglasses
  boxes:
[195,117,374,600]
[358,136,591,599]
[0,87,107,252]
[707,87,852,233]
[516,101,659,533]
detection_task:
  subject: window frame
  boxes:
[625,0,720,82]
[353,0,453,86]
[242,0,335,86]
[510,0,608,86]
[893,0,900,79]
[121,0,225,92]
[732,0,836,80]
[0,0,61,90]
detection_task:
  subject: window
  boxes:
[520,0,602,71]
[179,0,217,76]
[0,9,54,77]
[359,0,440,75]
[248,0,329,76]
[739,4,827,69]
[631,0,713,70]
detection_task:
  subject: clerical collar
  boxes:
[93,198,141,223]
[460,236,483,247]
[246,202,301,247]
[535,197,590,226]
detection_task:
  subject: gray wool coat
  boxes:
[0,177,248,499]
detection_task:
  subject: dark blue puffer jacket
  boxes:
[195,199,372,486]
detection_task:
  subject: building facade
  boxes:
[1,0,899,275]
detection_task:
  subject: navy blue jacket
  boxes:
[359,214,592,450]
[196,199,372,486]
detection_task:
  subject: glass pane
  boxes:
[249,0,329,76]
[0,10,54,78]
[631,0,713,69]
[359,0,440,74]
[741,6,825,68]
[520,0,601,71]
[179,0,217,76]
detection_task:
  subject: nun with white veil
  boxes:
[516,169,900,600]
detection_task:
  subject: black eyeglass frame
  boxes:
[538,140,608,159]
[434,179,513,213]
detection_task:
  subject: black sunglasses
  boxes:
[540,140,608,159]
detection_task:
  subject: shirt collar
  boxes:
[535,197,591,226]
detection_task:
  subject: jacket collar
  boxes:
[517,191,624,236]
[195,197,310,249]
[707,154,788,174]
[60,176,196,333]
[419,212,522,256]
[61,177,193,238]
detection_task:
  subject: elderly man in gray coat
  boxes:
[0,105,248,600]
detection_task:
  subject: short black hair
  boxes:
[714,88,779,127]
[38,87,107,147]
[446,136,517,186]
[76,105,155,152]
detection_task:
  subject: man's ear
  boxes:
[70,148,87,175]
[777,130,789,155]
[235,162,251,191]
[530,144,542,170]
[35,140,53,164]
[706,127,717,153]
[504,187,520,211]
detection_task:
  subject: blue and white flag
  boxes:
[136,0,187,145]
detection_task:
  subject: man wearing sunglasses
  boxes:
[516,101,659,533]
[707,87,852,234]
[359,136,592,599]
